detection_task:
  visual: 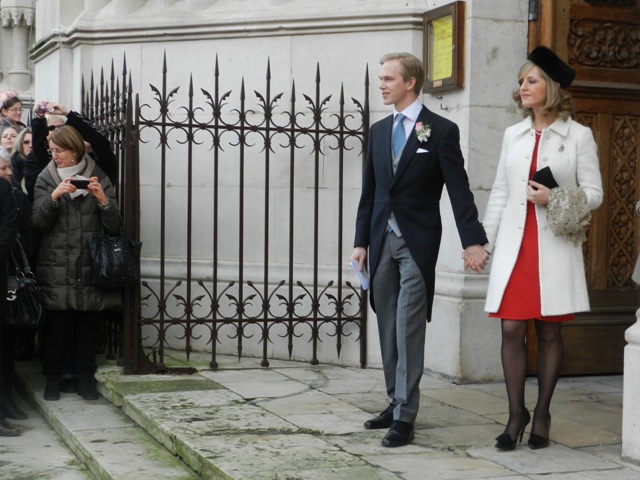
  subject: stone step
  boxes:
[17,354,636,480]
[15,361,201,480]
[93,357,388,479]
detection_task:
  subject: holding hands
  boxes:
[463,244,489,273]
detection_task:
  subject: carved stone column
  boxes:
[623,311,640,463]
[0,0,34,93]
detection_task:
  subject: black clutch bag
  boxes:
[532,166,559,189]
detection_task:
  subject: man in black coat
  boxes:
[350,52,488,447]
[0,177,19,436]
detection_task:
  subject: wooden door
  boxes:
[527,0,640,375]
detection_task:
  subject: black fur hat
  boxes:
[527,46,576,89]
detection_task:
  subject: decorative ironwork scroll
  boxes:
[84,54,370,373]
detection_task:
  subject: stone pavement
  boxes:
[8,352,640,479]
[0,394,93,479]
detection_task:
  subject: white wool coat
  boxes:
[483,117,603,316]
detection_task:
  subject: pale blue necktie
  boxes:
[392,113,407,158]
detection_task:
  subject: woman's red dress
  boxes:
[489,131,573,322]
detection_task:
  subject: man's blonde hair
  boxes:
[380,52,425,95]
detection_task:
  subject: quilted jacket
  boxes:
[31,155,122,311]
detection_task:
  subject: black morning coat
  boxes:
[354,105,487,320]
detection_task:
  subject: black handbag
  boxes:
[86,228,142,289]
[532,166,559,189]
[4,239,45,330]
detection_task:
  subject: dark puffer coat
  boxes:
[0,178,17,309]
[31,155,122,311]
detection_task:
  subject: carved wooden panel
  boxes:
[574,112,598,273]
[566,0,640,86]
[569,20,640,69]
[606,115,639,286]
[574,111,640,288]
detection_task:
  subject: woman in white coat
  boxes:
[483,47,603,451]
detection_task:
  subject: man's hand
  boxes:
[462,244,489,273]
[349,246,367,271]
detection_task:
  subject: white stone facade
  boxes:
[26,0,531,382]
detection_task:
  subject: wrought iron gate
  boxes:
[83,55,370,373]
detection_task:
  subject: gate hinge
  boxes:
[529,0,539,21]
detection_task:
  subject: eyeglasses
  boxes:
[47,125,60,132]
[7,107,22,113]
[47,148,68,156]
[22,140,32,145]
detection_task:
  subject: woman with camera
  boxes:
[31,125,121,401]
[24,101,118,201]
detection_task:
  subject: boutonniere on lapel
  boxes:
[414,122,431,143]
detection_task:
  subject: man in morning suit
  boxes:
[349,52,489,447]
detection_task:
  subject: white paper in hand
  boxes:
[349,260,370,290]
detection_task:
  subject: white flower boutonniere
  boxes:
[414,122,431,143]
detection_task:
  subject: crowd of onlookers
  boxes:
[0,89,120,437]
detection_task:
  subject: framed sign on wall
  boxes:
[423,1,466,93]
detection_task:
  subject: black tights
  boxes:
[500,319,563,440]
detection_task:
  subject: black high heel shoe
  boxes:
[495,408,531,451]
[528,413,551,449]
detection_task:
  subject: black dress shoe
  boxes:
[381,421,415,447]
[44,379,60,401]
[0,417,19,437]
[1,397,28,420]
[364,404,395,430]
[77,377,99,401]
[59,378,77,393]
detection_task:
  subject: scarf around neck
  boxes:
[57,157,90,199]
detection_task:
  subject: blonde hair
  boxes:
[513,61,573,120]
[14,127,31,159]
[380,52,425,95]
